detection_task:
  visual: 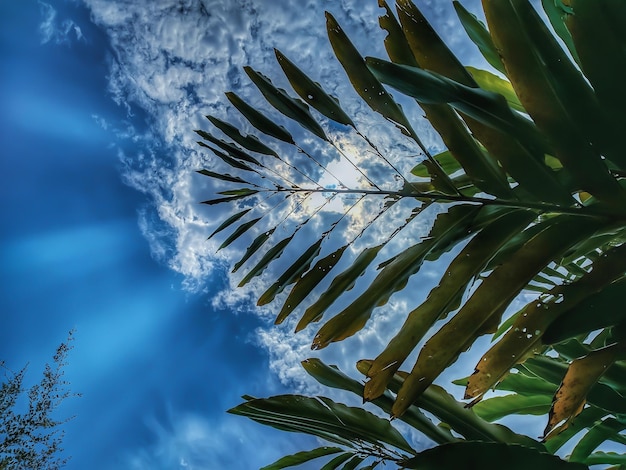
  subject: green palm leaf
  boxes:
[244,67,328,141]
[194,0,626,465]
[274,49,354,127]
[228,394,416,455]
[259,447,343,470]
[401,442,587,470]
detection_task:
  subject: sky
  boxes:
[0,0,548,469]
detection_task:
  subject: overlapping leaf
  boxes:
[466,242,626,402]
[482,0,626,205]
[194,0,626,466]
[401,442,587,470]
[393,216,601,417]
[228,394,415,455]
[260,447,343,470]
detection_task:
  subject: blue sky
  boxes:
[1,1,319,467]
[0,0,543,468]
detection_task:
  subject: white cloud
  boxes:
[125,410,300,470]
[83,0,509,416]
[38,1,84,45]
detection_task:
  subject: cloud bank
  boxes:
[82,0,490,407]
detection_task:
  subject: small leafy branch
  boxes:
[196,0,626,468]
[0,331,80,470]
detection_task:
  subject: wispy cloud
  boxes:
[38,1,84,45]
[125,408,312,470]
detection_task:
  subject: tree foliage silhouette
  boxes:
[0,331,79,469]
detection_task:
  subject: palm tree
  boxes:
[196,0,626,468]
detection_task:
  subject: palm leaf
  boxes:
[194,0,626,464]
[208,208,251,240]
[379,2,511,198]
[482,0,626,206]
[258,239,323,306]
[232,227,275,273]
[275,245,348,325]
[466,242,626,401]
[259,447,342,470]
[244,67,328,141]
[365,209,535,400]
[312,204,482,350]
[228,394,416,455]
[326,10,458,195]
[206,115,280,157]
[301,358,455,445]
[569,418,626,463]
[401,442,587,470]
[274,49,354,127]
[452,1,506,74]
[226,91,295,144]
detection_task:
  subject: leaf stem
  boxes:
[270,187,623,220]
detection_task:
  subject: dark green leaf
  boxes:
[362,361,543,448]
[218,217,262,251]
[208,209,251,239]
[296,245,383,332]
[312,205,481,350]
[260,447,343,470]
[492,372,557,398]
[401,442,587,470]
[195,129,261,165]
[366,58,544,155]
[326,12,415,140]
[368,58,579,205]
[585,451,626,466]
[472,394,552,422]
[466,66,524,113]
[226,91,295,144]
[320,453,353,470]
[218,188,258,197]
[410,151,461,178]
[339,455,364,470]
[301,358,455,445]
[238,236,293,287]
[540,0,581,66]
[197,169,248,185]
[198,142,257,173]
[232,228,275,273]
[453,1,506,74]
[258,239,323,307]
[563,0,626,169]
[275,49,354,127]
[378,0,417,67]
[276,245,348,326]
[228,394,415,454]
[570,417,626,463]
[543,278,626,344]
[244,66,328,141]
[202,192,259,207]
[206,115,279,157]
